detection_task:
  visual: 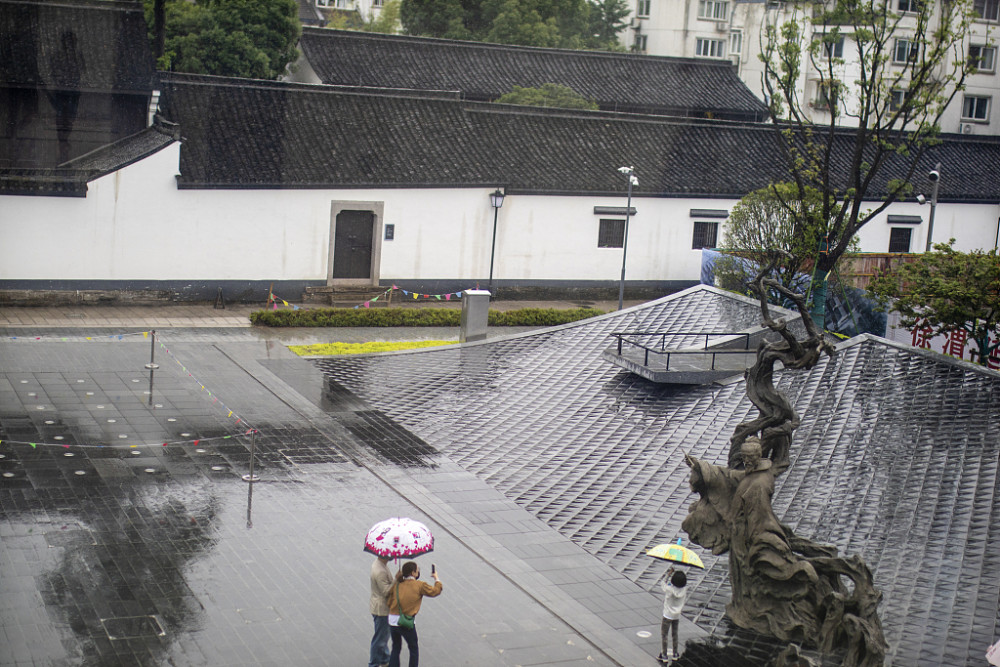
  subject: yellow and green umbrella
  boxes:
[646,540,704,569]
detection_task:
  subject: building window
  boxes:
[692,222,719,249]
[698,0,728,20]
[970,44,997,73]
[372,0,384,6]
[889,88,910,111]
[695,38,726,58]
[317,0,352,6]
[962,95,991,120]
[893,39,918,63]
[888,228,912,253]
[974,0,999,20]
[634,34,648,52]
[813,80,839,109]
[730,29,743,57]
[599,219,626,248]
[637,0,651,17]
[897,0,921,12]
[820,35,845,59]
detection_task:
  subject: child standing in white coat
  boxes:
[659,567,687,663]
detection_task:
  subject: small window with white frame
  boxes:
[695,38,726,58]
[820,35,845,59]
[970,44,997,73]
[813,80,838,109]
[974,0,999,21]
[637,0,651,17]
[633,34,648,52]
[730,30,743,57]
[889,88,911,111]
[962,94,991,121]
[893,38,918,64]
[698,0,728,20]
[897,0,921,12]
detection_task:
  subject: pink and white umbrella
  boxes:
[364,517,434,559]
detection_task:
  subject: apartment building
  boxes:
[629,0,1000,135]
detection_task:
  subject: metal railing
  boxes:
[609,331,755,371]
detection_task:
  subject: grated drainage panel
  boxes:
[101,615,166,640]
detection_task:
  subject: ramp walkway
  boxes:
[604,330,761,384]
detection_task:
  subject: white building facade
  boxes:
[628,0,1000,135]
[3,141,997,301]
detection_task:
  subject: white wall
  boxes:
[2,148,997,285]
[855,201,1000,254]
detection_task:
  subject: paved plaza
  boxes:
[2,291,999,667]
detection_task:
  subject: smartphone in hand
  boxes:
[431,564,436,575]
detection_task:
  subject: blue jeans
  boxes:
[388,624,418,667]
[369,615,390,667]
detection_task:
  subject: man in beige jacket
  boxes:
[369,556,393,667]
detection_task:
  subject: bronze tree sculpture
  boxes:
[681,274,887,667]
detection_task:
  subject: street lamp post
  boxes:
[488,188,505,295]
[919,163,941,252]
[617,166,638,311]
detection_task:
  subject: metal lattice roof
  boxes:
[313,285,1000,666]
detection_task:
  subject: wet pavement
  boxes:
[1,302,666,667]
[2,291,999,666]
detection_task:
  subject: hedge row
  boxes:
[249,307,604,327]
[288,341,457,356]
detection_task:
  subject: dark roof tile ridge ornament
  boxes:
[160,71,461,101]
[56,125,177,180]
[301,26,742,68]
[464,102,774,128]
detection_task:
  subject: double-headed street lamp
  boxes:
[488,188,505,295]
[917,163,941,252]
[617,166,638,311]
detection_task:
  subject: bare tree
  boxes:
[758,0,983,323]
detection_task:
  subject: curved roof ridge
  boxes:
[301,26,738,67]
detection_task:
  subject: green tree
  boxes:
[400,0,622,48]
[326,10,366,30]
[400,0,472,39]
[715,182,849,301]
[759,0,979,324]
[145,0,300,79]
[587,0,630,48]
[867,240,1000,367]
[364,0,403,33]
[494,83,598,109]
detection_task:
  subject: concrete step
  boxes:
[302,285,393,307]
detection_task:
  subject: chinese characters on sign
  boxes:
[901,317,1000,369]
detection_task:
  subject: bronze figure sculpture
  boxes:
[682,275,887,667]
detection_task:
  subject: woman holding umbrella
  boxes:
[646,540,703,663]
[658,566,687,663]
[386,561,442,667]
[364,517,439,667]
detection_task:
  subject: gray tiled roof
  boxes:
[158,73,1000,202]
[0,125,177,196]
[60,125,177,172]
[312,285,1000,667]
[0,0,157,92]
[299,28,768,120]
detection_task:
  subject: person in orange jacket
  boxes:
[385,561,442,667]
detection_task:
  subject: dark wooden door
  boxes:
[332,210,374,279]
